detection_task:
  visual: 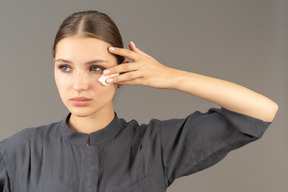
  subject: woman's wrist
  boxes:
[165,68,189,90]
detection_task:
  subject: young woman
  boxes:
[0,10,278,192]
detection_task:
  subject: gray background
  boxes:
[0,0,287,191]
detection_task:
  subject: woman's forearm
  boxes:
[169,69,278,122]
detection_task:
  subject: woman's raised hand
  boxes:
[104,42,179,89]
[104,42,278,122]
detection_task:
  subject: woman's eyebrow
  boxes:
[54,59,109,65]
[85,60,109,65]
[54,58,72,63]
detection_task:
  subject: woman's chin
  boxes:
[69,108,96,118]
[65,101,114,119]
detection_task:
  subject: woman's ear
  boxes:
[123,59,130,64]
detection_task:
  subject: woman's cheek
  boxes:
[55,72,72,94]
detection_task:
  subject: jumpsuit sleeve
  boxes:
[0,142,10,192]
[159,107,271,186]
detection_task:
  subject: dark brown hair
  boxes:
[53,10,124,64]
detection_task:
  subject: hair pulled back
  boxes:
[53,10,124,64]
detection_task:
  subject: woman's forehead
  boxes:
[55,36,116,64]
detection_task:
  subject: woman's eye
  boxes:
[59,65,72,72]
[90,66,105,72]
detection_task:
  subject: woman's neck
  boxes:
[67,110,115,134]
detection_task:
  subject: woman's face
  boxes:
[54,35,118,118]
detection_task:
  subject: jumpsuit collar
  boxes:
[60,113,124,146]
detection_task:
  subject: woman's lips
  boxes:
[70,97,92,106]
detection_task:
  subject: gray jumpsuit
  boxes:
[0,108,270,192]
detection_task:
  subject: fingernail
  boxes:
[103,70,110,75]
[130,41,136,47]
[106,78,113,84]
[109,47,115,51]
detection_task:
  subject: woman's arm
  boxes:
[105,42,278,122]
[168,70,278,122]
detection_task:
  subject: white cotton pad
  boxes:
[98,73,119,86]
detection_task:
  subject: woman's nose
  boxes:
[73,71,89,92]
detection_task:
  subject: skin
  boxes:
[54,35,278,135]
[54,36,118,133]
[106,42,278,122]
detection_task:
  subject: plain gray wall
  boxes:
[0,0,287,191]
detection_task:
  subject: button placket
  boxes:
[79,146,99,192]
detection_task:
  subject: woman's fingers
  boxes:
[103,42,144,85]
[108,46,140,61]
[103,62,138,76]
[108,41,149,61]
[109,70,143,84]
[128,41,149,57]
[105,42,175,88]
